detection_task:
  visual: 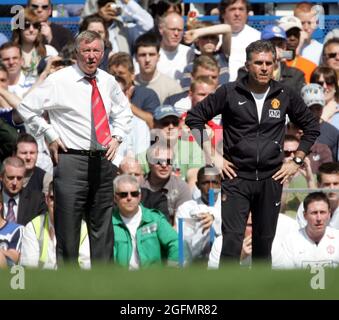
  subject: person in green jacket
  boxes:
[112,174,179,269]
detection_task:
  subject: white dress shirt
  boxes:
[18,64,132,150]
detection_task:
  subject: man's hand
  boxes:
[240,235,252,261]
[105,137,121,161]
[272,160,300,184]
[49,138,67,166]
[40,22,53,43]
[198,213,214,234]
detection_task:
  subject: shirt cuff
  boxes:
[45,127,59,144]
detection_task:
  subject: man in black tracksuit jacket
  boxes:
[185,40,320,265]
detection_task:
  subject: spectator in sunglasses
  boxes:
[27,0,74,52]
[142,143,192,225]
[12,8,58,80]
[322,38,339,85]
[112,174,179,269]
[310,66,339,131]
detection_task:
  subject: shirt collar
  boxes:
[2,191,20,206]
[73,63,99,82]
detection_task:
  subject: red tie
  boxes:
[85,77,112,146]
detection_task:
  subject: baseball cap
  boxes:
[153,104,180,120]
[278,16,302,32]
[324,28,339,44]
[261,25,287,40]
[301,84,325,108]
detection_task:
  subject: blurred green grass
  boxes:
[1,264,339,299]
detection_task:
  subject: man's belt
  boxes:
[58,149,107,157]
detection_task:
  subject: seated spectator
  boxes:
[14,133,52,195]
[12,8,58,81]
[278,15,316,83]
[0,157,46,225]
[296,162,339,230]
[20,181,90,269]
[311,66,339,131]
[134,32,182,104]
[301,83,339,161]
[118,156,170,220]
[0,191,23,269]
[28,0,74,52]
[274,192,339,269]
[175,165,221,260]
[181,21,231,90]
[112,174,179,269]
[322,38,339,87]
[141,143,192,224]
[164,55,220,109]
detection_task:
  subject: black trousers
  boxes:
[54,154,114,264]
[220,177,283,264]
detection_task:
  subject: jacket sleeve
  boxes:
[287,90,320,154]
[157,215,179,264]
[185,85,227,147]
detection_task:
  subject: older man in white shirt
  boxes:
[17,30,132,264]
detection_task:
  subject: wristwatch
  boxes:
[292,156,304,166]
[112,135,123,144]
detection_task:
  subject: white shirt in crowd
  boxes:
[18,64,132,150]
[229,24,261,81]
[273,227,339,269]
[120,207,142,270]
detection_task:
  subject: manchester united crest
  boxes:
[271,98,280,109]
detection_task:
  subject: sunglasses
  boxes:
[115,191,140,198]
[317,80,335,87]
[30,4,50,10]
[284,150,296,157]
[325,52,339,59]
[200,180,220,185]
[153,158,173,166]
[158,118,179,127]
[24,21,41,30]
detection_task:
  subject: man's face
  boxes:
[136,46,159,76]
[283,140,299,162]
[324,43,339,72]
[159,14,184,50]
[304,200,331,240]
[149,148,174,181]
[246,51,275,87]
[295,11,317,37]
[286,28,300,51]
[154,116,180,143]
[29,0,52,23]
[114,182,141,217]
[0,47,23,77]
[119,161,144,185]
[76,39,104,75]
[193,66,219,87]
[222,0,248,33]
[16,142,38,172]
[189,82,216,107]
[197,174,221,204]
[109,64,134,87]
[1,165,25,197]
[0,70,9,89]
[319,173,339,202]
[196,35,219,55]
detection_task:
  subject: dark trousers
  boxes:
[220,177,283,264]
[54,154,114,264]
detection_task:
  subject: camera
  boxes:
[280,50,294,60]
[111,3,122,15]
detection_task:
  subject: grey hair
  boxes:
[113,174,140,193]
[246,40,276,62]
[0,156,25,177]
[75,30,104,51]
